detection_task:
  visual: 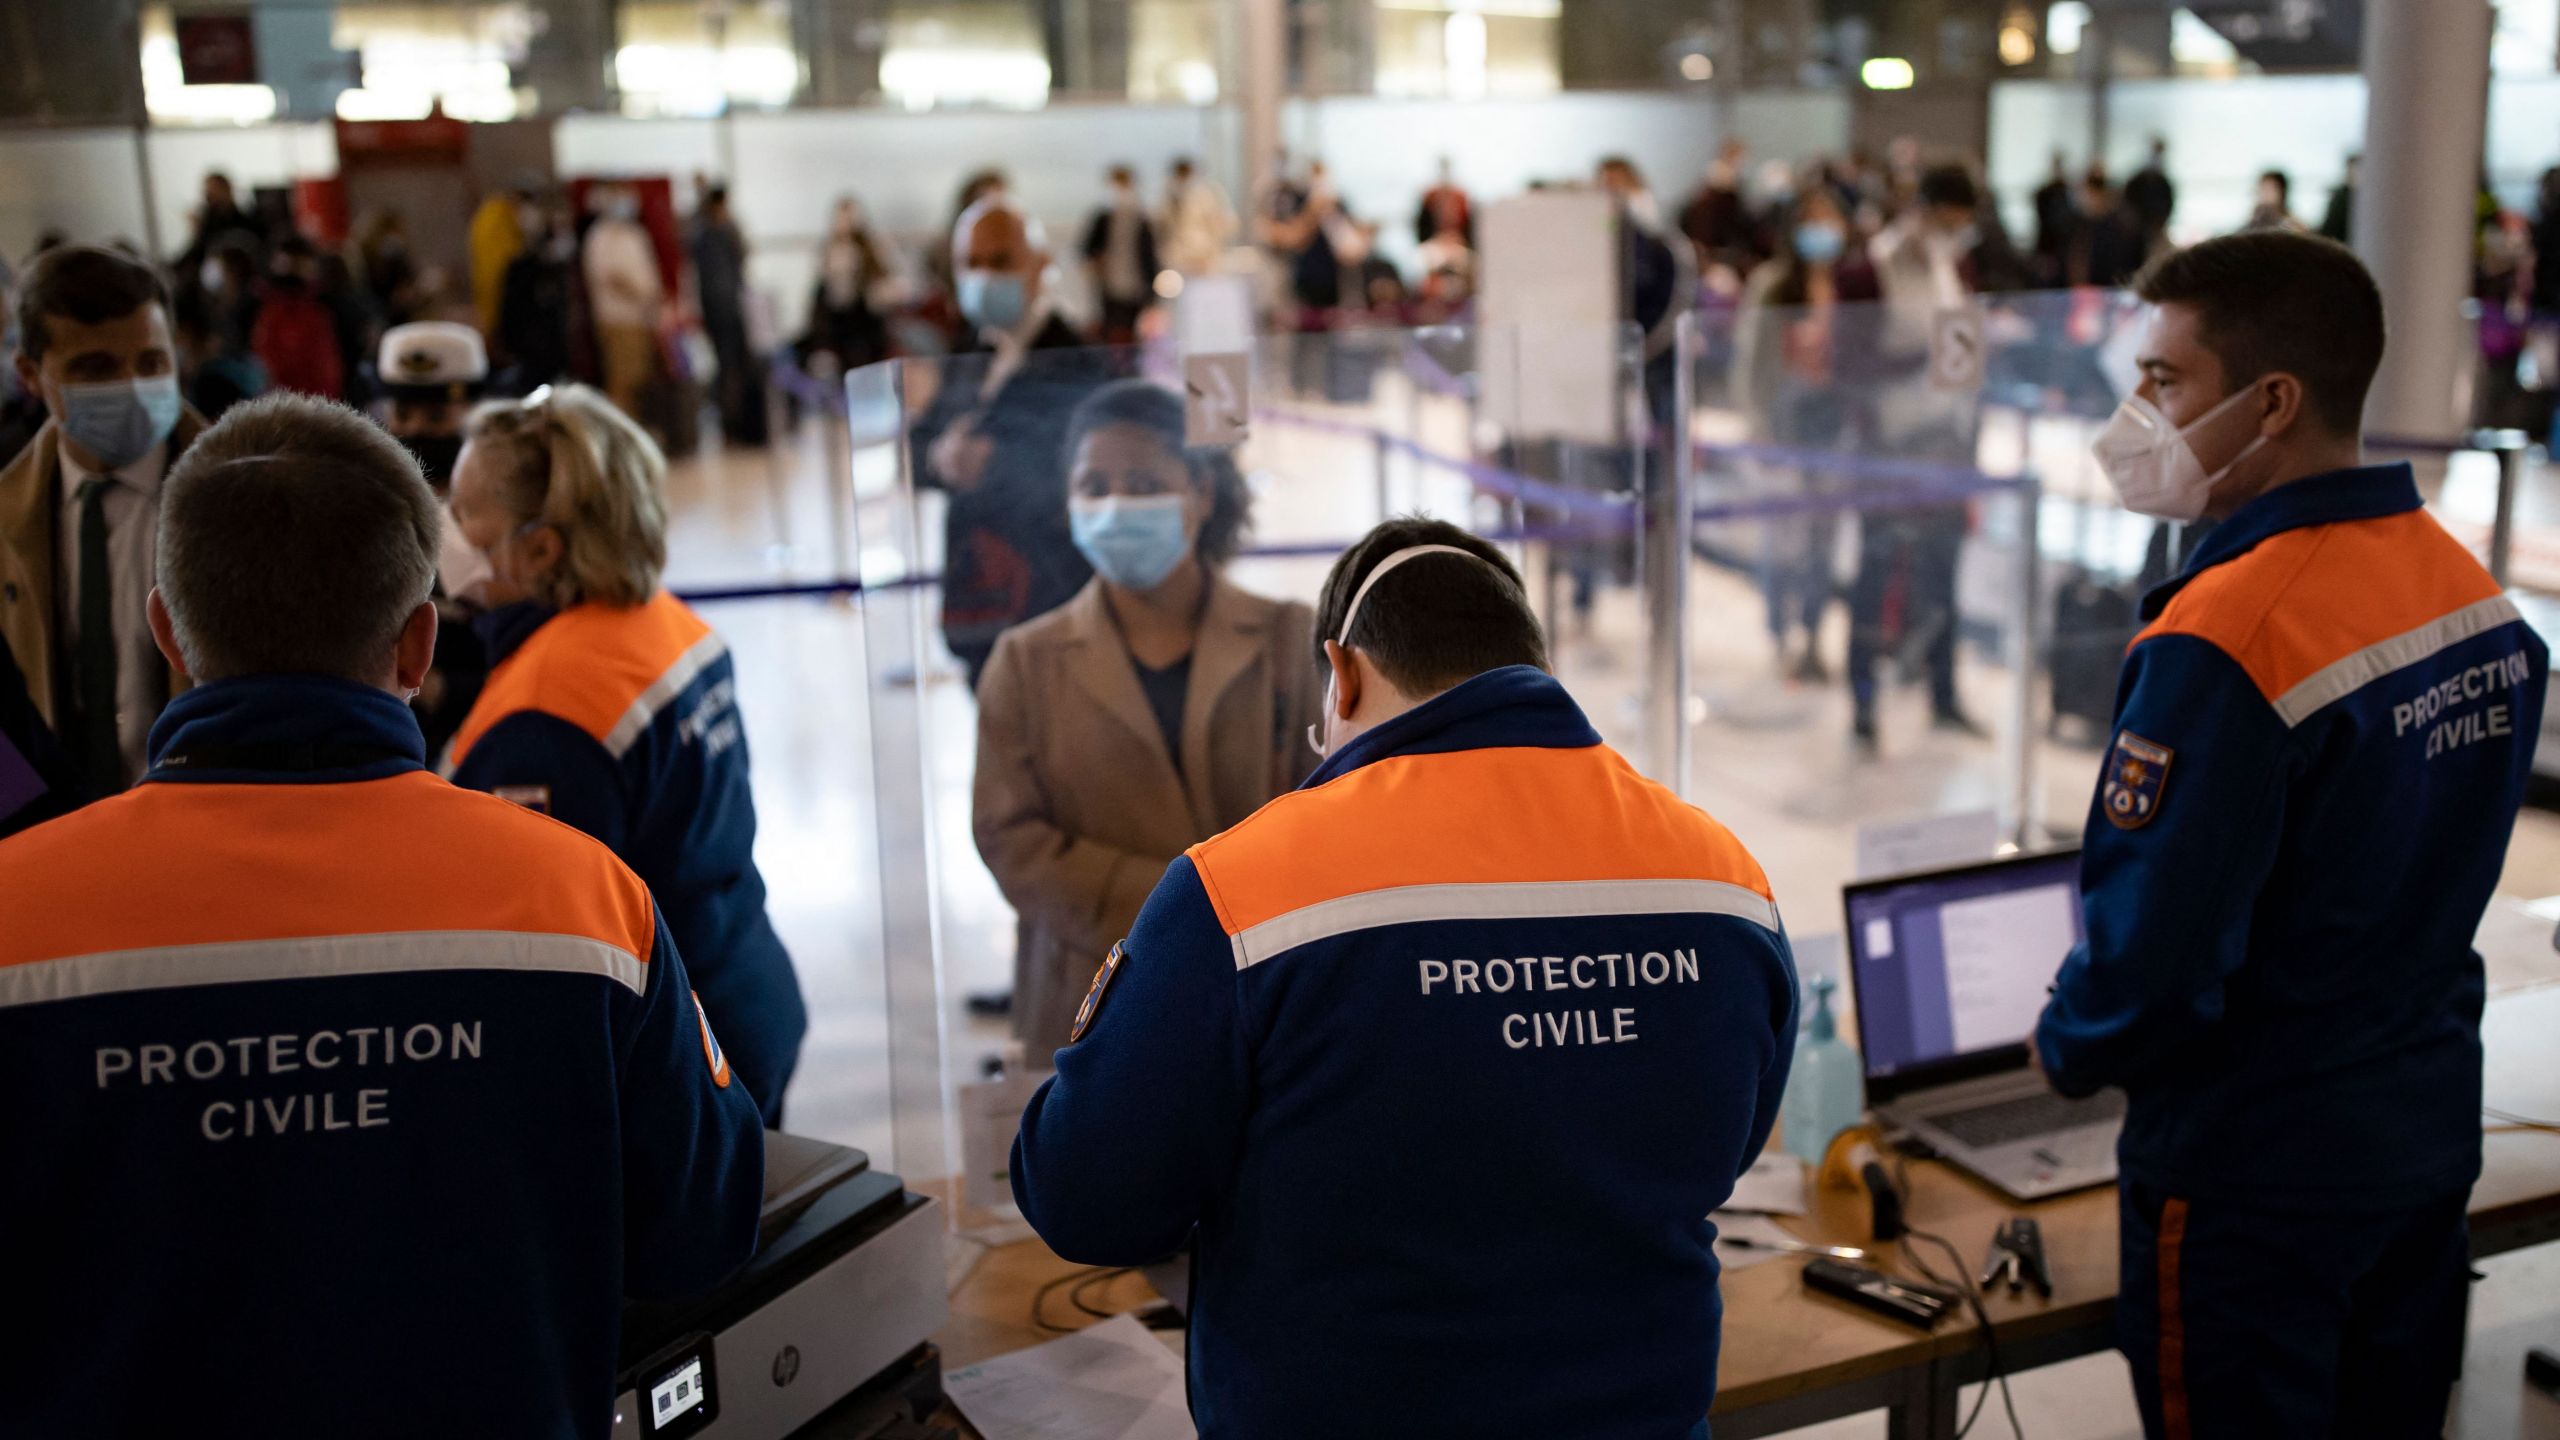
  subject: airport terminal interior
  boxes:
[9,0,2560,1435]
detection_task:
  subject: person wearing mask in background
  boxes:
[0,245,203,803]
[2319,155,2359,244]
[2032,151,2082,289]
[313,250,378,405]
[442,383,807,1122]
[173,171,266,283]
[377,321,491,755]
[0,392,763,1434]
[173,282,267,422]
[1734,188,1880,684]
[689,184,765,446]
[583,185,665,424]
[1415,156,1475,251]
[2079,166,2150,289]
[1857,163,1989,753]
[356,210,421,329]
[469,177,536,340]
[2125,136,2177,250]
[1083,166,1161,347]
[910,195,1108,688]
[1011,517,1798,1440]
[932,169,1011,339]
[200,238,262,359]
[973,380,1319,1051]
[1600,154,1699,435]
[500,204,579,393]
[1161,157,1238,280]
[2039,231,2547,1440]
[1680,139,1760,284]
[250,235,344,401]
[2245,169,2302,233]
[808,195,894,375]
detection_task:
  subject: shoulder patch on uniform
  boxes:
[492,784,552,816]
[2101,731,2173,830]
[692,990,733,1088]
[1069,943,1126,1044]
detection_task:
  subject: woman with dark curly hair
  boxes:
[972,379,1321,1052]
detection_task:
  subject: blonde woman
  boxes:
[441,383,805,1119]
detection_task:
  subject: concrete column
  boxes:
[1241,0,1285,214]
[2355,0,2492,439]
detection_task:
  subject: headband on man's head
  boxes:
[1333,543,1500,646]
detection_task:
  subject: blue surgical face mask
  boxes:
[1794,222,1847,265]
[959,270,1028,332]
[58,374,182,470]
[1070,494,1191,592]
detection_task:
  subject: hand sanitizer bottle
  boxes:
[1781,976,1864,1166]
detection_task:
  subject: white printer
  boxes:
[612,1133,948,1440]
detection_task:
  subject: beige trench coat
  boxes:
[973,575,1321,1052]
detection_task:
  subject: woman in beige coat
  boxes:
[973,380,1319,1052]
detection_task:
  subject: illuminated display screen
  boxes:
[650,1357,706,1429]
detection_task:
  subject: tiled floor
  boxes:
[658,379,2560,1438]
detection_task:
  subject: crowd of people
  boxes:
[0,116,2545,1440]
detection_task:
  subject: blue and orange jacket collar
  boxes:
[145,675,427,785]
[473,599,560,667]
[1304,664,1602,789]
[2141,462,2422,620]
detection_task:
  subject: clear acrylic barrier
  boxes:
[840,320,1663,1214]
[1678,287,2156,982]
[704,291,2547,1205]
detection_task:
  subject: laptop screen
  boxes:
[1842,850,2084,1085]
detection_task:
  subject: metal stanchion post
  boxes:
[2002,482,2045,849]
[824,406,852,584]
[1375,430,1394,523]
[1647,312,1699,798]
[2491,433,2525,590]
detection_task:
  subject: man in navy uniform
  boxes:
[1013,518,1799,1439]
[0,393,762,1435]
[2039,231,2548,1437]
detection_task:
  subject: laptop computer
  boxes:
[1841,849,2125,1201]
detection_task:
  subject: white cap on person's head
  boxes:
[378,322,487,395]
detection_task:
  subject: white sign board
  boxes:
[1929,305,1986,392]
[1476,189,1622,446]
[1175,273,1256,447]
[1855,809,1999,880]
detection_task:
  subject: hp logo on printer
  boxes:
[772,1346,801,1388]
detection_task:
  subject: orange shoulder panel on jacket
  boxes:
[447,592,715,765]
[2134,509,2502,702]
[1186,742,1773,938]
[0,771,658,970]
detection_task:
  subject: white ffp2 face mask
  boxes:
[2090,383,2269,522]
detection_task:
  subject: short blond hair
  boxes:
[463,384,667,609]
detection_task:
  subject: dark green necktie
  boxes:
[74,475,122,796]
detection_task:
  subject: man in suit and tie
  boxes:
[0,244,205,803]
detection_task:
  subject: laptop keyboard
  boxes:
[1931,1089,2125,1149]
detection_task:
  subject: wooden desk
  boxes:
[934,982,2560,1440]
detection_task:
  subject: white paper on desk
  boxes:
[1725,1151,1810,1217]
[948,1314,1196,1440]
[1711,1212,1805,1271]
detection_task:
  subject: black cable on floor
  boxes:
[1904,1228,2026,1440]
[1031,1265,1132,1333]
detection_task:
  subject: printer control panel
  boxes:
[627,1333,720,1439]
